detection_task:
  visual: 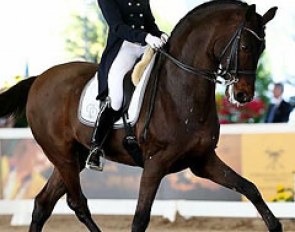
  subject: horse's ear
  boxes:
[262,7,278,25]
[245,4,256,21]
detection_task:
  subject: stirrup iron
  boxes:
[86,147,106,171]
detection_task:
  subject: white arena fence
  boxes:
[0,199,295,226]
[0,124,295,226]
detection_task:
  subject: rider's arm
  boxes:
[144,3,163,38]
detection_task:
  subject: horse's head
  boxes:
[217,5,277,105]
[162,2,277,107]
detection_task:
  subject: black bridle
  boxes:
[158,22,265,86]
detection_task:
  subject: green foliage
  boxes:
[153,12,174,34]
[64,1,107,62]
[255,52,273,104]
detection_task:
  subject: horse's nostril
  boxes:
[236,92,249,103]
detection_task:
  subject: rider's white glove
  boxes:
[145,34,164,49]
[160,33,169,44]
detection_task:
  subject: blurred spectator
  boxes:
[0,116,27,128]
[264,83,292,123]
[0,116,15,128]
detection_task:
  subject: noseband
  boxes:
[159,22,265,86]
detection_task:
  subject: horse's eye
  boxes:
[241,43,253,53]
[241,44,249,51]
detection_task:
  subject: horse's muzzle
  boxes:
[235,91,253,104]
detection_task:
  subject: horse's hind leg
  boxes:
[29,168,66,232]
[190,151,282,232]
[65,189,97,232]
[32,141,100,232]
[54,153,101,232]
[47,149,101,232]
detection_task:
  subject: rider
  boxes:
[86,0,168,171]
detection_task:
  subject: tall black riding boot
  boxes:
[86,98,119,171]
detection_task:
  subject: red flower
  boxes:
[218,96,266,124]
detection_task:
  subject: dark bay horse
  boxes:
[0,1,280,231]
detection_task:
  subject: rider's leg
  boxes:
[86,98,118,171]
[108,41,146,110]
[86,41,145,171]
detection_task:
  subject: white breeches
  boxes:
[108,41,146,111]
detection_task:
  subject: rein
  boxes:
[141,22,265,141]
[158,22,265,86]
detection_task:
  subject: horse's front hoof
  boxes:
[269,221,283,232]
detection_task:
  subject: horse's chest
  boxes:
[192,130,219,153]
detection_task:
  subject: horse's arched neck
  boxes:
[158,44,217,125]
[169,20,215,66]
[159,4,247,122]
[168,4,246,65]
[159,19,217,120]
[156,7,244,124]
[159,6,246,106]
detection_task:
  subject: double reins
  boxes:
[158,22,265,86]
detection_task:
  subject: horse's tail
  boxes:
[0,76,38,118]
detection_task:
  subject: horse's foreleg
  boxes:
[132,161,165,232]
[29,169,66,232]
[190,151,282,232]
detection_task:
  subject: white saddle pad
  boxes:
[78,54,156,129]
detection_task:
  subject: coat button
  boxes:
[140,25,144,29]
[128,2,132,6]
[131,25,135,29]
[130,14,134,17]
[139,14,143,17]
[136,3,140,6]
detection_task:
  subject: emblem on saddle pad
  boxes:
[78,48,156,128]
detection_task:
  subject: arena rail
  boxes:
[1,124,295,226]
[1,123,295,139]
[0,200,294,226]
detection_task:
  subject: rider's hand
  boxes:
[160,33,169,44]
[145,34,164,49]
